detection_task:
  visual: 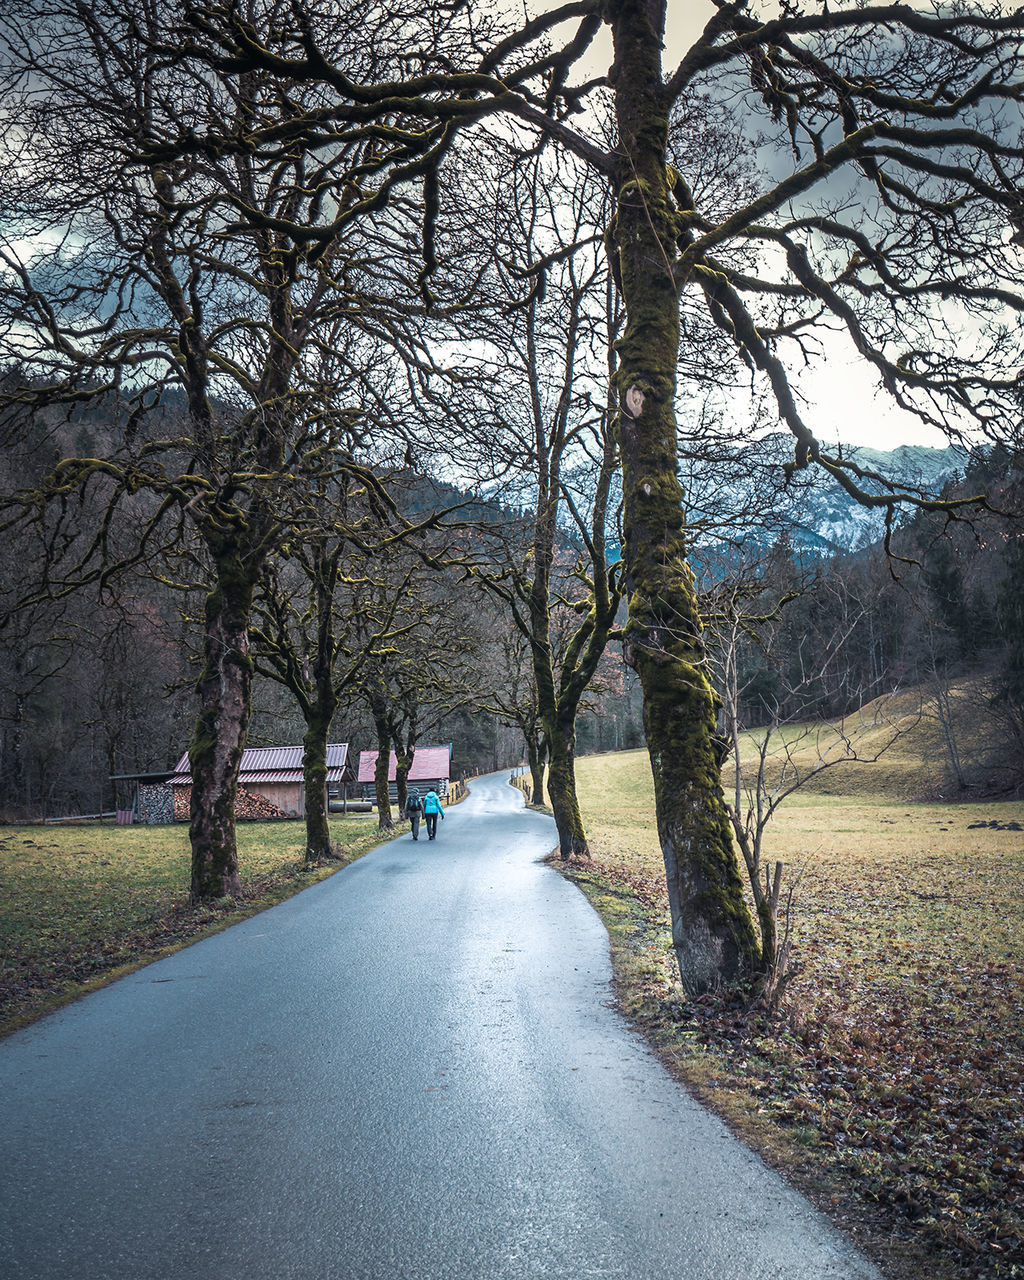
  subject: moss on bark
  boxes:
[547,714,589,860]
[302,714,337,863]
[189,556,253,902]
[369,700,394,832]
[607,0,760,992]
[526,738,546,808]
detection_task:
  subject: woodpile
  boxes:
[173,785,288,822]
[236,788,288,820]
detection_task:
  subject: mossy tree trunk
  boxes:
[531,610,618,859]
[528,491,588,857]
[300,558,342,864]
[302,705,336,864]
[373,748,393,829]
[392,711,417,818]
[526,734,546,807]
[546,707,588,859]
[369,694,395,831]
[189,546,254,902]
[608,0,760,993]
[529,556,594,858]
[394,753,411,817]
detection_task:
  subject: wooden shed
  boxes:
[108,771,177,825]
[357,744,452,803]
[169,743,354,821]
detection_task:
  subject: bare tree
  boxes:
[707,558,918,990]
[433,142,624,858]
[0,0,426,897]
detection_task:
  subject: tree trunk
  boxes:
[189,560,252,902]
[526,735,546,808]
[394,736,415,817]
[302,707,337,863]
[370,705,394,831]
[609,0,759,993]
[547,713,589,860]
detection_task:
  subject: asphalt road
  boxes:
[0,772,881,1280]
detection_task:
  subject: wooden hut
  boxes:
[108,771,177,824]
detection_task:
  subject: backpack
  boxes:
[408,794,422,812]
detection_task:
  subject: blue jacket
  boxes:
[423,791,443,815]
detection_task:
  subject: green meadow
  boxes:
[0,815,386,1033]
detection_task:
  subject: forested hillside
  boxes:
[580,443,1024,797]
[0,402,528,820]
[3,406,1019,821]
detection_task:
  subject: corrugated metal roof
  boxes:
[171,743,350,785]
[357,745,452,784]
[237,768,348,784]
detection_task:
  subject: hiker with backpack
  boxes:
[422,789,444,840]
[405,789,423,841]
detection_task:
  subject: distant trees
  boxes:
[0,394,194,817]
[990,527,1024,764]
[695,444,1024,803]
[0,576,194,820]
[904,452,1024,791]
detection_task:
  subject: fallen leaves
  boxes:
[569,755,1024,1280]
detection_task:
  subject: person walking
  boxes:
[405,789,423,841]
[422,789,444,840]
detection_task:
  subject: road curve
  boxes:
[0,771,880,1280]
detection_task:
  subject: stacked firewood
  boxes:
[235,788,287,820]
[173,785,287,821]
[174,788,188,822]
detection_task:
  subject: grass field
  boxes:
[0,814,388,1034]
[569,736,1024,1280]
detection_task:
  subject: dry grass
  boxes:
[0,814,386,1036]
[570,717,1024,1280]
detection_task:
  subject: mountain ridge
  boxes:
[774,439,968,554]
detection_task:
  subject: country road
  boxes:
[0,771,880,1279]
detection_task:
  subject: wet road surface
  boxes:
[0,771,881,1279]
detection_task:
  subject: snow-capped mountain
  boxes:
[783,442,967,553]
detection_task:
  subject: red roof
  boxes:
[171,743,351,785]
[357,745,451,785]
